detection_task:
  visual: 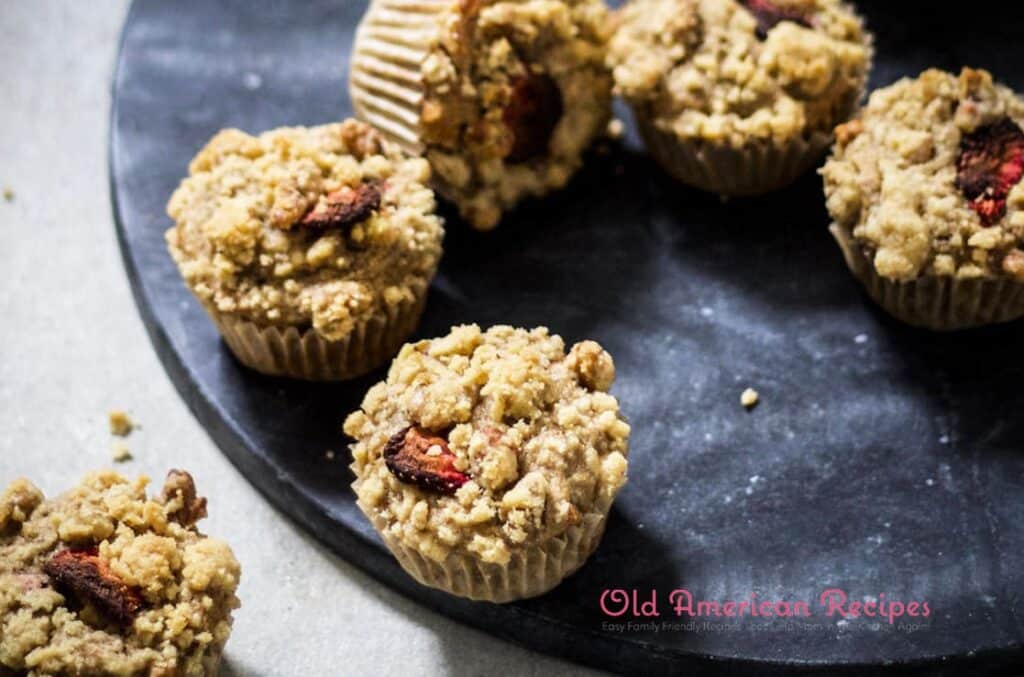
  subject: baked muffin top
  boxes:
[0,471,240,676]
[357,0,612,229]
[823,68,1024,282]
[166,120,443,340]
[608,0,871,146]
[344,325,630,565]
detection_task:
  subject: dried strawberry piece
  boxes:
[503,73,564,164]
[740,0,813,40]
[300,181,382,230]
[384,426,469,495]
[43,548,143,625]
[955,118,1024,226]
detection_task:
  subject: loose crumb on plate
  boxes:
[111,441,132,462]
[108,409,134,436]
[325,449,336,461]
[741,388,760,409]
[2,187,13,202]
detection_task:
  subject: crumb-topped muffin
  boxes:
[0,470,240,676]
[344,325,630,601]
[166,119,444,379]
[608,0,872,195]
[350,0,613,229]
[823,68,1024,329]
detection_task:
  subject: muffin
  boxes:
[350,0,613,230]
[167,119,444,380]
[608,0,872,195]
[823,68,1024,330]
[0,470,241,676]
[344,325,630,602]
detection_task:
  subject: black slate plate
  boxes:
[111,1,1024,674]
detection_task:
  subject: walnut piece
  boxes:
[299,182,382,230]
[159,470,208,527]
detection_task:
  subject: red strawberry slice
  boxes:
[956,118,1024,226]
[384,426,469,495]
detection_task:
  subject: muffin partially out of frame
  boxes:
[0,470,240,676]
[823,68,1024,330]
[167,120,444,380]
[608,0,872,195]
[350,0,613,230]
[345,325,630,602]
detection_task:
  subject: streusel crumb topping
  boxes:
[822,68,1024,281]
[608,0,871,147]
[419,0,612,229]
[0,471,240,676]
[166,120,443,340]
[345,325,629,565]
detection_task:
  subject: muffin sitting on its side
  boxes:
[345,325,630,602]
[0,470,240,676]
[167,120,444,380]
[608,0,872,195]
[350,0,613,230]
[823,68,1024,330]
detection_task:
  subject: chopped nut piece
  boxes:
[0,479,44,533]
[955,118,1024,226]
[834,119,863,147]
[384,426,469,495]
[741,388,760,409]
[159,470,208,526]
[1003,249,1024,279]
[2,187,13,202]
[299,182,382,231]
[111,442,132,463]
[503,73,564,164]
[567,340,616,392]
[108,410,134,437]
[43,548,143,625]
[740,0,813,40]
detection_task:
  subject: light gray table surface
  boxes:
[0,3,599,675]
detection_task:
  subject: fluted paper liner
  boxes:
[350,0,452,155]
[830,223,1024,330]
[358,490,614,603]
[207,292,427,380]
[635,112,833,196]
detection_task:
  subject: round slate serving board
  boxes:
[110,1,1024,674]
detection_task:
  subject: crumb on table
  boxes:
[741,388,760,409]
[325,450,336,461]
[108,410,134,436]
[111,441,132,462]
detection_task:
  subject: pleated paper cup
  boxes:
[206,291,427,381]
[635,112,833,196]
[358,492,614,603]
[830,224,1024,331]
[349,0,453,155]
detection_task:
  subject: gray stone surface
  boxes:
[0,3,597,675]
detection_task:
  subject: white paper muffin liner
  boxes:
[831,223,1024,330]
[349,0,452,155]
[635,111,833,196]
[206,292,427,380]
[357,488,615,603]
